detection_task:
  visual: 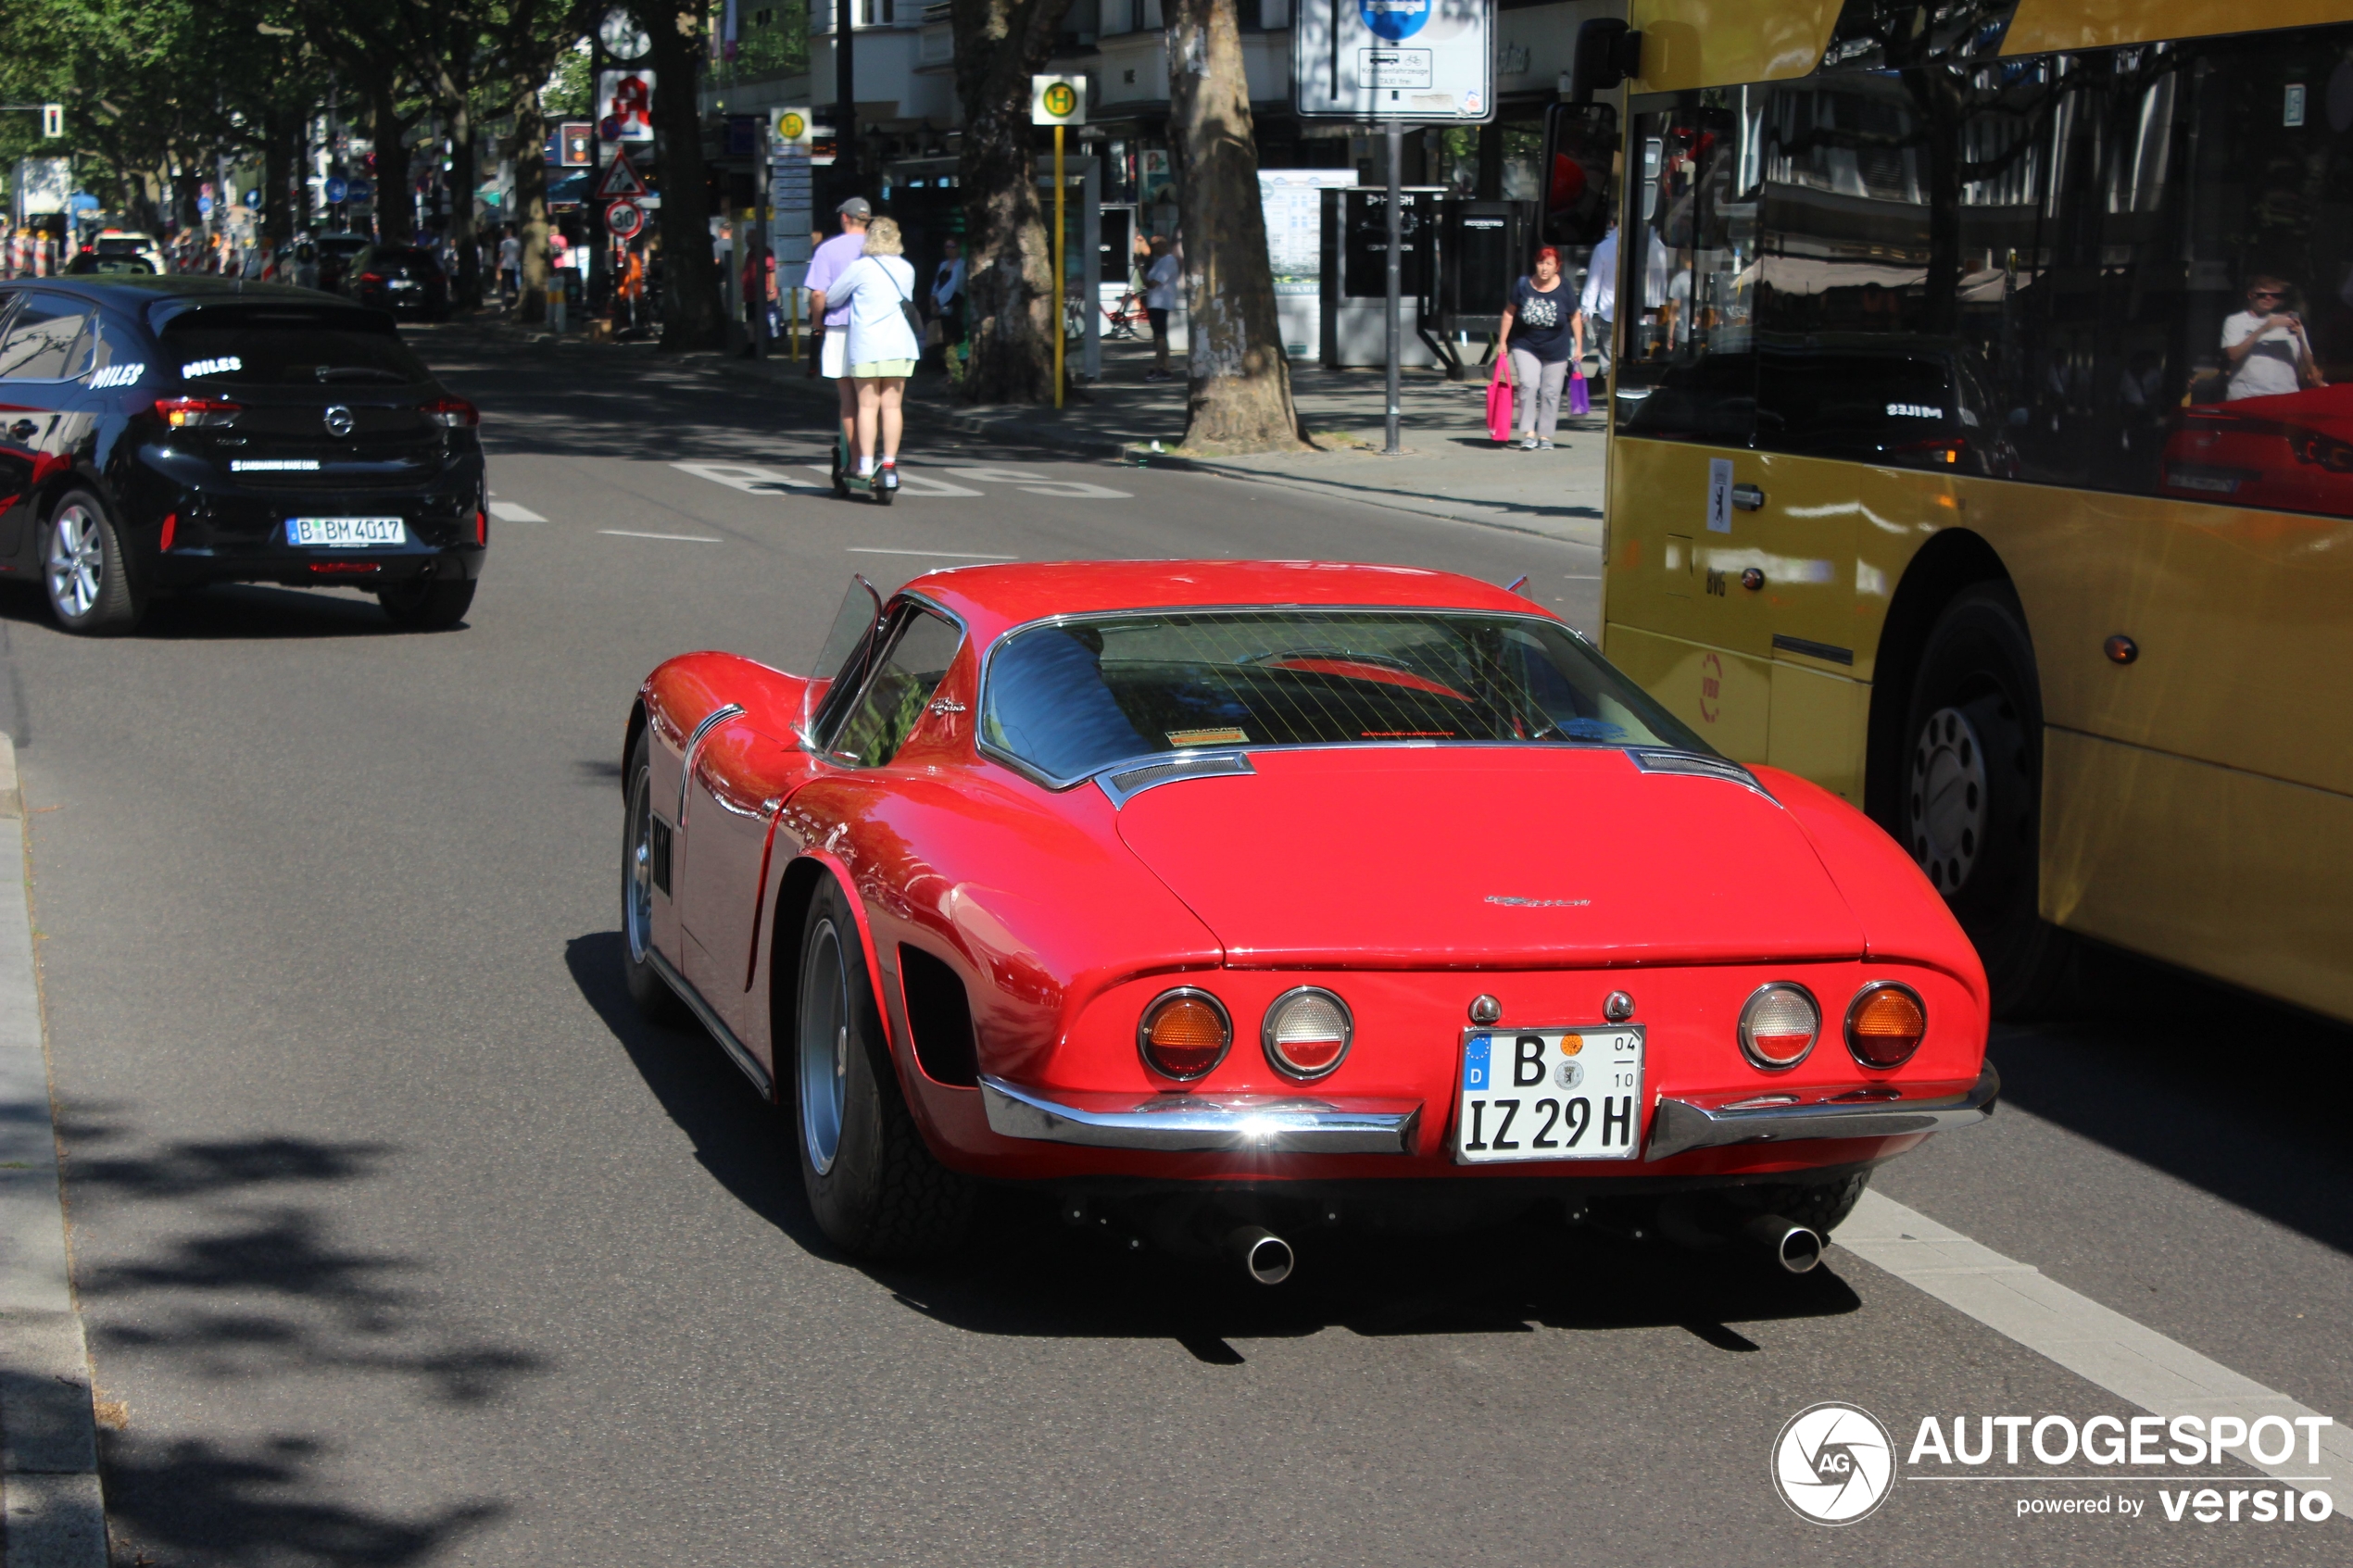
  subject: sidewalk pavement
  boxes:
[456,314,1607,549]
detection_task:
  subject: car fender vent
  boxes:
[1097,751,1255,809]
[899,944,978,1087]
[1626,747,1775,801]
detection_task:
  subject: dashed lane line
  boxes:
[1840,1189,2349,1517]
[598,530,722,544]
[486,501,546,522]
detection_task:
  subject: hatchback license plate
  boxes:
[1454,1026,1645,1163]
[288,517,404,548]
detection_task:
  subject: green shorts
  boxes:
[851,358,915,380]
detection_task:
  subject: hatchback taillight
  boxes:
[1138,988,1230,1082]
[422,396,479,429]
[152,396,241,429]
[1845,983,1927,1069]
[1738,983,1820,1070]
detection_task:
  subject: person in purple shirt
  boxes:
[806,196,875,462]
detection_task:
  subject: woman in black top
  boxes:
[1496,246,1580,450]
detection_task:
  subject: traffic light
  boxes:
[41,104,62,138]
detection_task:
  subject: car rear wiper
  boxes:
[313,366,409,383]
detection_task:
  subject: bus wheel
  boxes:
[1900,583,2074,1018]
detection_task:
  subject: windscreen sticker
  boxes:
[1167,727,1248,746]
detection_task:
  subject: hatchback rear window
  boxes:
[160,311,431,386]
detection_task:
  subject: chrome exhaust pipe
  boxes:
[1745,1214,1823,1274]
[1230,1226,1295,1286]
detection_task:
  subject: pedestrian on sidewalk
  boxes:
[829,216,921,491]
[498,225,522,308]
[928,237,965,368]
[1143,235,1180,383]
[1497,246,1579,451]
[807,197,873,449]
[1579,219,1617,386]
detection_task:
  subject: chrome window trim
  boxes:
[1626,746,1776,801]
[970,602,1717,792]
[1094,749,1256,808]
[675,703,746,824]
[1647,1062,1998,1162]
[979,1075,1421,1155]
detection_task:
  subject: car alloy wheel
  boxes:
[46,502,105,620]
[798,916,851,1175]
[623,765,657,965]
[1907,705,1987,893]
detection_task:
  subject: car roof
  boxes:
[902,559,1554,646]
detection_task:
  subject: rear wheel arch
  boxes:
[766,856,837,1103]
[622,700,649,802]
[1864,528,2012,831]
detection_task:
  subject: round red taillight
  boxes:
[1138,988,1230,1082]
[1738,983,1820,1070]
[1262,986,1352,1080]
[1845,983,1926,1069]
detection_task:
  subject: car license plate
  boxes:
[1454,1026,1645,1163]
[287,517,404,548]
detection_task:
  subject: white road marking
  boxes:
[599,530,721,544]
[1840,1190,2349,1516]
[930,465,1135,499]
[799,465,984,498]
[486,501,545,522]
[670,461,823,494]
[846,547,1018,560]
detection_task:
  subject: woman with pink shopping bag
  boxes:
[1495,246,1580,450]
[1485,353,1515,445]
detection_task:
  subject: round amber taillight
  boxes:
[1738,983,1820,1071]
[1138,988,1230,1082]
[1846,983,1927,1069]
[1263,987,1353,1080]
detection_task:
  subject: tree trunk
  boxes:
[1165,0,1306,453]
[511,80,554,324]
[643,1,725,349]
[949,0,1073,404]
[371,81,415,244]
[448,95,481,307]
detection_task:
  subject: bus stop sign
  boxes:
[1292,0,1494,121]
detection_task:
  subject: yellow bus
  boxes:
[1596,0,2353,1020]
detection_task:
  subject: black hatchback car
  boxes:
[338,244,452,320]
[0,276,485,633]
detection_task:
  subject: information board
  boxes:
[1292,0,1494,122]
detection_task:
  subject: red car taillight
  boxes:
[153,396,241,429]
[1738,983,1820,1070]
[422,395,479,429]
[359,270,384,283]
[1138,988,1230,1082]
[474,508,487,545]
[1263,987,1352,1080]
[158,512,177,551]
[1845,983,1927,1069]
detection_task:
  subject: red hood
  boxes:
[1114,747,1866,969]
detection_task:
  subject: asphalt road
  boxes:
[8,330,2348,1566]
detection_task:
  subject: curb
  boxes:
[0,735,107,1568]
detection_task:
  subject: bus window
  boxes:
[1616,92,1762,445]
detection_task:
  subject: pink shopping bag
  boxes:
[1567,370,1591,417]
[1486,357,1515,443]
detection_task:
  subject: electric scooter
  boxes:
[830,429,899,506]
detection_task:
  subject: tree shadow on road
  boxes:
[1987,943,2353,1256]
[564,931,1861,1367]
[52,1117,536,1563]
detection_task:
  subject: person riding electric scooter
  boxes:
[823,216,921,504]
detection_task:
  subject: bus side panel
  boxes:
[2003,0,2349,56]
[1604,623,1773,763]
[2044,728,2353,1023]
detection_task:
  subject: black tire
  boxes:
[620,730,686,1025]
[377,576,475,631]
[1900,583,2074,1017]
[42,487,144,634]
[872,472,895,507]
[790,879,973,1260]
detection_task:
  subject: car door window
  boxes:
[824,608,963,768]
[0,294,94,382]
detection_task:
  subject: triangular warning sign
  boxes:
[596,148,648,199]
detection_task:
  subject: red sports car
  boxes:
[622,561,1994,1281]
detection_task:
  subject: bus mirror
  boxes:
[1572,20,1642,101]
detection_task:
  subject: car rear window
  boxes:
[981,608,1711,784]
[159,310,431,386]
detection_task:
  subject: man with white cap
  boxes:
[807,196,874,461]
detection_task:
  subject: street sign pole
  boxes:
[1053,124,1065,409]
[1385,122,1403,456]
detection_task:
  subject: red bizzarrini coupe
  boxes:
[622,562,1995,1282]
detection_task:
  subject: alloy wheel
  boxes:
[623,769,656,963]
[47,505,104,620]
[798,918,850,1175]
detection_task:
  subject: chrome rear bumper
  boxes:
[979,1076,1421,1155]
[1644,1063,1999,1162]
